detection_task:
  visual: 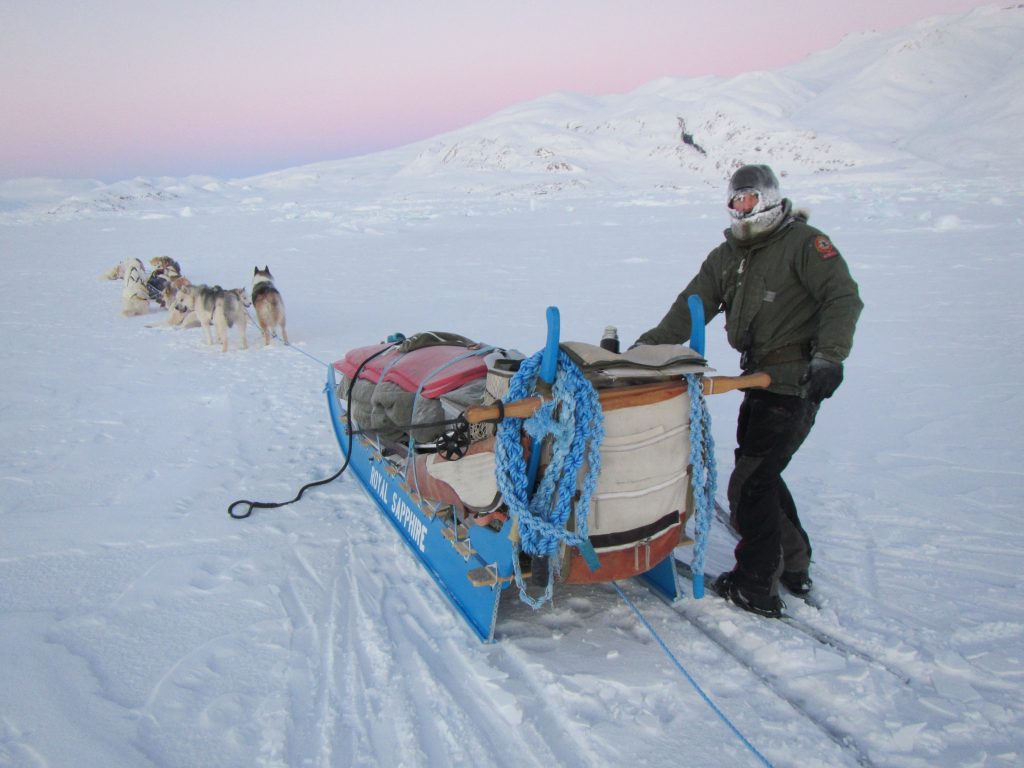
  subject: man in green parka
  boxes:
[635,164,863,617]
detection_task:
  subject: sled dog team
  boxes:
[103,257,288,352]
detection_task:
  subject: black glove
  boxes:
[800,356,843,401]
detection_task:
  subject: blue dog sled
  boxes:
[325,306,766,642]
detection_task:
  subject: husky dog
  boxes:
[213,288,251,352]
[160,276,189,312]
[252,266,289,345]
[121,258,150,316]
[144,257,183,305]
[147,265,181,306]
[159,277,199,328]
[150,255,182,273]
[174,283,224,346]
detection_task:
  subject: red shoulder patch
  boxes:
[814,235,838,260]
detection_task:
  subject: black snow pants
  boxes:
[726,390,819,597]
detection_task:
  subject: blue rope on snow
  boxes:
[285,343,331,369]
[495,349,604,609]
[612,582,775,768]
[687,372,718,599]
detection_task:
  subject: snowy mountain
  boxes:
[2,6,1024,768]
[389,2,1024,186]
[7,2,1021,220]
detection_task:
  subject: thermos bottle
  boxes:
[600,325,620,353]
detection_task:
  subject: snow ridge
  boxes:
[5,3,1021,219]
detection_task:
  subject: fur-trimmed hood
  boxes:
[726,201,813,245]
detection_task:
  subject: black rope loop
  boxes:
[227,463,351,519]
[227,341,398,519]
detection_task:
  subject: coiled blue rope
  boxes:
[495,349,604,609]
[687,372,718,598]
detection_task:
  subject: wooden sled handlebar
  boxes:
[703,372,771,395]
[463,395,548,424]
[463,373,771,424]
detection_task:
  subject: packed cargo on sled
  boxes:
[325,308,766,641]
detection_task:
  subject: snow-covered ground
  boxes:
[2,4,1022,767]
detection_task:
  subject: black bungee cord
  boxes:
[227,342,398,519]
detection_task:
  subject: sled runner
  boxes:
[325,308,766,642]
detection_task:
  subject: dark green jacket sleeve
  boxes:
[634,248,725,346]
[794,233,863,363]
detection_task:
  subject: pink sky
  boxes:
[0,0,994,181]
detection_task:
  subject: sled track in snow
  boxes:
[710,502,917,686]
[672,505,952,767]
[275,520,594,766]
[670,599,879,768]
[778,613,914,685]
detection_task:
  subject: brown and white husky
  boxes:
[213,287,251,352]
[175,284,250,351]
[251,266,289,346]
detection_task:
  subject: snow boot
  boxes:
[713,571,785,619]
[780,569,813,596]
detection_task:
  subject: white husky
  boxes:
[121,258,150,316]
[252,266,289,345]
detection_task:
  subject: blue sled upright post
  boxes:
[687,294,708,600]
[525,306,560,490]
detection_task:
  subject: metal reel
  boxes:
[435,416,471,460]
